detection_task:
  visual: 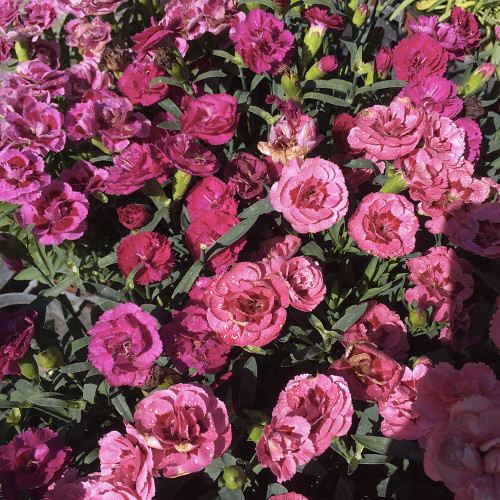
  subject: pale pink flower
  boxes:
[87,303,162,387]
[270,157,348,233]
[56,0,128,18]
[204,261,290,347]
[134,384,232,476]
[455,117,482,164]
[65,17,111,61]
[342,301,409,361]
[348,193,418,258]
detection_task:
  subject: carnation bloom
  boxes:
[87,303,162,387]
[328,342,405,403]
[270,157,348,233]
[347,97,425,161]
[342,301,409,361]
[0,307,37,381]
[186,211,246,273]
[273,374,353,455]
[116,231,175,285]
[252,234,302,261]
[348,192,418,258]
[229,9,295,75]
[99,421,156,499]
[392,33,448,83]
[204,261,290,347]
[423,396,500,499]
[303,6,344,37]
[15,180,89,245]
[265,256,326,312]
[56,0,128,17]
[450,6,481,60]
[117,204,151,230]
[0,428,71,499]
[0,148,50,203]
[180,93,239,146]
[65,16,111,61]
[490,307,500,350]
[405,246,474,323]
[270,495,309,500]
[374,46,393,75]
[134,384,232,476]
[59,160,108,195]
[455,117,482,164]
[186,177,238,220]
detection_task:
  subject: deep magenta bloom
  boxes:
[87,303,162,387]
[133,384,232,477]
[186,177,238,220]
[180,93,239,146]
[342,301,409,361]
[270,157,348,233]
[303,6,344,35]
[204,261,290,347]
[393,34,448,83]
[15,181,88,245]
[374,46,393,75]
[64,60,113,103]
[450,6,481,60]
[229,8,295,75]
[0,307,37,381]
[116,231,175,285]
[13,0,57,42]
[117,204,151,230]
[0,428,71,500]
[0,148,50,203]
[59,160,108,195]
[348,193,418,258]
[99,421,156,500]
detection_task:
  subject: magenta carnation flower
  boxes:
[270,157,348,233]
[229,8,295,75]
[133,383,232,476]
[347,97,426,161]
[15,180,89,245]
[0,427,71,499]
[270,495,309,500]
[303,6,344,36]
[204,261,290,347]
[0,148,50,203]
[99,421,156,500]
[117,204,151,231]
[348,192,418,258]
[0,307,37,382]
[64,60,113,103]
[87,303,162,387]
[186,177,238,219]
[342,301,409,361]
[393,33,448,83]
[60,160,108,196]
[117,231,175,285]
[450,6,481,60]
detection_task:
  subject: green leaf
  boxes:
[239,357,257,410]
[355,80,407,96]
[330,303,368,332]
[110,388,134,422]
[83,367,101,405]
[266,484,288,498]
[238,197,273,219]
[149,76,185,89]
[309,79,352,94]
[157,98,182,119]
[97,252,117,268]
[70,337,90,355]
[219,487,245,500]
[157,120,181,131]
[170,259,205,309]
[42,276,75,297]
[192,70,226,83]
[303,92,351,107]
[300,241,325,262]
[358,281,394,301]
[212,49,240,65]
[0,400,22,408]
[125,263,144,290]
[32,397,69,408]
[14,267,47,282]
[352,435,424,461]
[343,158,377,171]
[237,0,275,8]
[59,361,93,374]
[243,345,270,355]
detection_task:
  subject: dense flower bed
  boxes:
[0,0,499,498]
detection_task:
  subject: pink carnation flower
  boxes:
[116,231,175,285]
[348,192,418,258]
[56,0,128,18]
[265,256,326,312]
[87,303,162,387]
[328,342,405,403]
[256,415,315,483]
[393,33,448,83]
[0,428,71,499]
[11,0,57,42]
[455,117,482,164]
[65,16,111,61]
[134,384,232,476]
[415,362,500,430]
[405,246,474,323]
[64,60,113,103]
[273,374,353,455]
[60,160,108,195]
[270,157,348,233]
[0,0,19,27]
[186,211,246,273]
[0,307,37,381]
[65,100,100,144]
[423,396,500,498]
[270,495,309,500]
[15,180,88,245]
[0,148,50,203]
[342,301,409,361]
[252,234,302,261]
[180,93,239,146]
[186,177,238,219]
[204,261,290,347]
[99,421,156,500]
[347,97,425,161]
[229,9,295,75]
[303,6,344,36]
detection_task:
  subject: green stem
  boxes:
[389,0,416,21]
[14,42,29,62]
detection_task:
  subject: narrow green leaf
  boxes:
[42,276,75,297]
[352,435,424,461]
[239,356,257,409]
[355,80,407,96]
[237,0,275,9]
[266,484,288,498]
[97,252,117,268]
[192,70,226,83]
[358,281,394,301]
[149,76,185,89]
[170,259,205,309]
[70,337,90,355]
[219,487,245,500]
[238,197,273,219]
[110,389,134,422]
[157,120,181,130]
[330,303,368,332]
[124,263,144,290]
[0,400,21,408]
[303,92,351,107]
[83,367,101,405]
[59,361,93,374]
[343,158,377,171]
[311,79,352,94]
[157,98,182,118]
[32,397,69,408]
[141,207,171,232]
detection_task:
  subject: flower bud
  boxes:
[0,233,29,260]
[274,0,291,14]
[353,4,368,28]
[172,170,192,201]
[305,55,338,80]
[409,308,428,328]
[281,67,301,98]
[302,30,323,66]
[459,63,496,96]
[222,465,246,490]
[38,347,65,369]
[247,424,265,443]
[380,170,407,194]
[17,353,39,380]
[374,46,393,77]
[6,408,21,425]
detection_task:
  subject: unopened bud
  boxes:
[0,233,29,260]
[281,67,301,98]
[353,4,368,28]
[172,170,192,201]
[305,55,338,80]
[38,347,65,369]
[380,170,407,194]
[302,30,323,66]
[6,408,21,425]
[222,465,246,490]
[459,63,496,96]
[409,308,428,328]
[18,353,39,380]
